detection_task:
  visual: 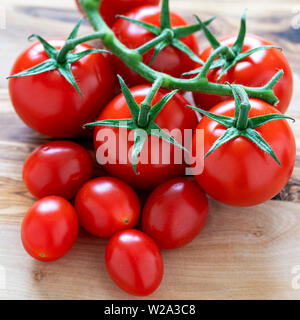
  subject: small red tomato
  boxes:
[191,99,296,206]
[75,0,160,27]
[111,5,199,86]
[142,178,209,249]
[75,177,140,238]
[193,35,293,113]
[105,229,163,296]
[23,141,94,199]
[21,196,79,262]
[9,39,114,137]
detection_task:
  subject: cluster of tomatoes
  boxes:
[8,0,296,297]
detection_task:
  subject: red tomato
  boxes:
[23,141,94,199]
[21,196,79,262]
[111,5,199,86]
[193,35,293,113]
[191,99,296,206]
[93,85,198,190]
[75,0,160,27]
[9,39,114,137]
[75,177,140,238]
[105,229,163,296]
[142,178,209,249]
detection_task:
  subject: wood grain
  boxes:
[0,0,300,300]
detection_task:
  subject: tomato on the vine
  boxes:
[191,98,295,207]
[111,5,199,86]
[75,177,140,238]
[105,229,163,296]
[193,35,293,113]
[9,39,114,137]
[23,141,94,199]
[76,0,160,27]
[93,84,198,190]
[21,196,79,262]
[142,178,209,249]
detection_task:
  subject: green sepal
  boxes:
[241,128,281,165]
[248,114,295,129]
[171,38,204,65]
[68,18,83,40]
[28,34,58,58]
[117,15,160,35]
[149,41,169,66]
[148,122,189,153]
[160,0,171,29]
[84,119,136,129]
[173,16,215,39]
[148,90,179,122]
[131,129,149,174]
[7,59,57,79]
[68,49,111,64]
[117,75,140,119]
[231,10,247,54]
[58,64,82,95]
[194,16,220,50]
[186,104,235,128]
[205,127,240,158]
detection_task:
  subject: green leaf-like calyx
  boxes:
[185,11,282,81]
[119,0,215,66]
[187,84,294,166]
[8,19,110,95]
[85,75,188,174]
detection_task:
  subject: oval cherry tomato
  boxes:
[21,196,79,262]
[193,35,293,113]
[23,141,94,200]
[93,85,198,190]
[75,177,140,238]
[105,229,163,296]
[111,5,199,86]
[191,99,296,206]
[75,0,160,27]
[9,39,114,137]
[142,178,209,249]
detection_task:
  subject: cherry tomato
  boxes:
[9,39,114,137]
[191,99,296,206]
[142,178,208,249]
[21,196,79,262]
[75,0,160,27]
[105,229,163,296]
[193,35,293,113]
[75,177,140,238]
[93,85,198,190]
[23,141,94,199]
[111,5,199,86]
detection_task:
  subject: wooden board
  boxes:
[0,0,300,300]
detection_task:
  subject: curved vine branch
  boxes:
[78,0,282,105]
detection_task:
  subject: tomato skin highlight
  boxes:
[142,178,209,249]
[75,177,141,238]
[9,39,114,137]
[93,85,198,190]
[111,5,199,86]
[23,141,94,200]
[191,99,296,207]
[75,0,160,27]
[21,196,79,262]
[193,35,293,113]
[105,229,163,296]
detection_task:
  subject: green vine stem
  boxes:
[75,0,281,105]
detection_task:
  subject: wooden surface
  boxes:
[0,0,300,300]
